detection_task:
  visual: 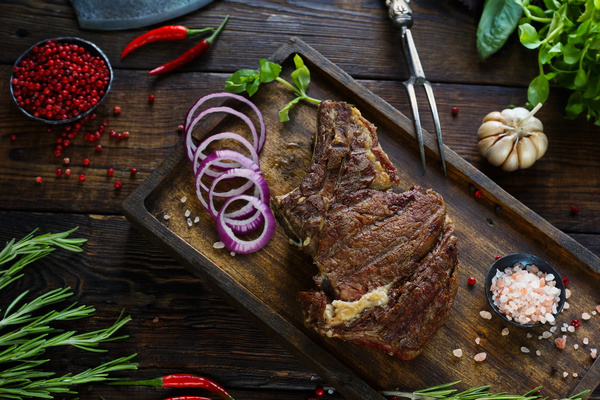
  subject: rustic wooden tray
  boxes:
[123,38,600,399]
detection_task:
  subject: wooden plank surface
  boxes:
[1,0,600,399]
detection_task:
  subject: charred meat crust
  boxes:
[272,100,459,360]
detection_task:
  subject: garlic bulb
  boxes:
[477,104,548,172]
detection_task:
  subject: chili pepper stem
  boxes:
[205,15,229,46]
[186,27,214,37]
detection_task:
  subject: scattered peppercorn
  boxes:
[55,168,63,177]
[315,387,324,396]
[113,105,121,114]
[468,276,476,285]
[107,167,114,177]
[35,176,43,184]
[495,255,502,260]
[571,205,579,215]
[178,124,184,132]
[65,168,71,176]
[451,107,459,116]
[122,131,130,138]
[148,94,155,103]
[562,277,569,286]
[83,158,90,166]
[78,174,86,182]
[95,144,103,152]
[114,181,122,189]
[10,134,17,141]
[572,319,580,328]
[130,168,137,175]
[474,189,483,198]
[63,157,70,165]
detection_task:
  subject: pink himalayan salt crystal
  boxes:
[474,352,487,362]
[591,349,597,359]
[490,262,561,325]
[555,337,567,349]
[453,349,463,357]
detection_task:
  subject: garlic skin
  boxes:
[477,104,548,172]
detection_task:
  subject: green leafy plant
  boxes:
[477,0,524,60]
[225,54,321,122]
[0,228,137,399]
[382,380,589,400]
[477,0,600,125]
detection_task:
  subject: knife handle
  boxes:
[385,0,413,29]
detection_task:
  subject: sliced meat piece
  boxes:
[272,100,459,360]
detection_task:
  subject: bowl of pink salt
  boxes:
[485,253,566,328]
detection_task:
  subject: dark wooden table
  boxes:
[1,1,599,399]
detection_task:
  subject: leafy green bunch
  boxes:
[225,54,321,122]
[0,228,137,399]
[477,0,600,125]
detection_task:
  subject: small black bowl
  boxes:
[10,37,113,125]
[485,253,566,328]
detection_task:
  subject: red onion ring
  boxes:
[184,92,266,159]
[185,106,258,163]
[195,150,262,212]
[192,132,260,176]
[216,195,276,254]
[207,167,270,221]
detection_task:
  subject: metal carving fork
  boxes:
[386,0,446,175]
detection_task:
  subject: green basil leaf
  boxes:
[225,69,260,94]
[476,0,524,60]
[574,67,589,89]
[528,74,550,106]
[259,59,282,83]
[291,55,310,94]
[563,44,583,64]
[278,97,301,122]
[565,91,585,118]
[542,0,560,11]
[519,23,542,49]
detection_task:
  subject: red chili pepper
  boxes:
[163,397,211,400]
[148,15,229,75]
[112,374,234,400]
[121,26,214,58]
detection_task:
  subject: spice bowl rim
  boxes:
[9,36,113,125]
[484,253,566,328]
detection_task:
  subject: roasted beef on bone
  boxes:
[272,101,459,360]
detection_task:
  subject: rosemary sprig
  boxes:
[382,381,590,400]
[0,228,137,399]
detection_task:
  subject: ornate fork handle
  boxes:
[385,0,413,28]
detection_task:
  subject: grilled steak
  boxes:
[272,101,458,360]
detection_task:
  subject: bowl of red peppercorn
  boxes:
[10,37,113,125]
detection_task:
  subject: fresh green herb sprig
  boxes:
[225,54,321,122]
[515,0,600,124]
[382,381,589,400]
[477,0,600,125]
[0,228,137,399]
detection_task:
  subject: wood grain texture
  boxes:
[1,0,600,398]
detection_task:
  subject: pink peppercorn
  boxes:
[95,144,102,152]
[83,158,90,166]
[130,168,137,175]
[107,167,114,177]
[451,107,459,116]
[78,174,86,182]
[113,105,121,114]
[148,94,155,103]
[114,181,122,189]
[35,176,43,183]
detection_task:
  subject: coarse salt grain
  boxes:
[536,350,541,356]
[563,372,569,378]
[574,344,579,350]
[501,327,509,336]
[573,373,578,378]
[480,310,492,320]
[475,337,481,345]
[591,349,597,359]
[521,346,530,353]
[542,331,552,339]
[566,288,571,299]
[180,196,187,203]
[453,349,463,357]
[184,209,191,217]
[555,337,566,349]
[596,305,600,313]
[582,312,591,320]
[568,326,575,333]
[163,215,171,220]
[194,216,200,223]
[213,241,225,249]
[583,337,589,345]
[474,352,487,362]
[489,262,562,325]
[187,218,192,227]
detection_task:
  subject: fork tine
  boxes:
[423,81,446,175]
[403,81,426,175]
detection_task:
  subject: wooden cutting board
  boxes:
[123,38,600,400]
